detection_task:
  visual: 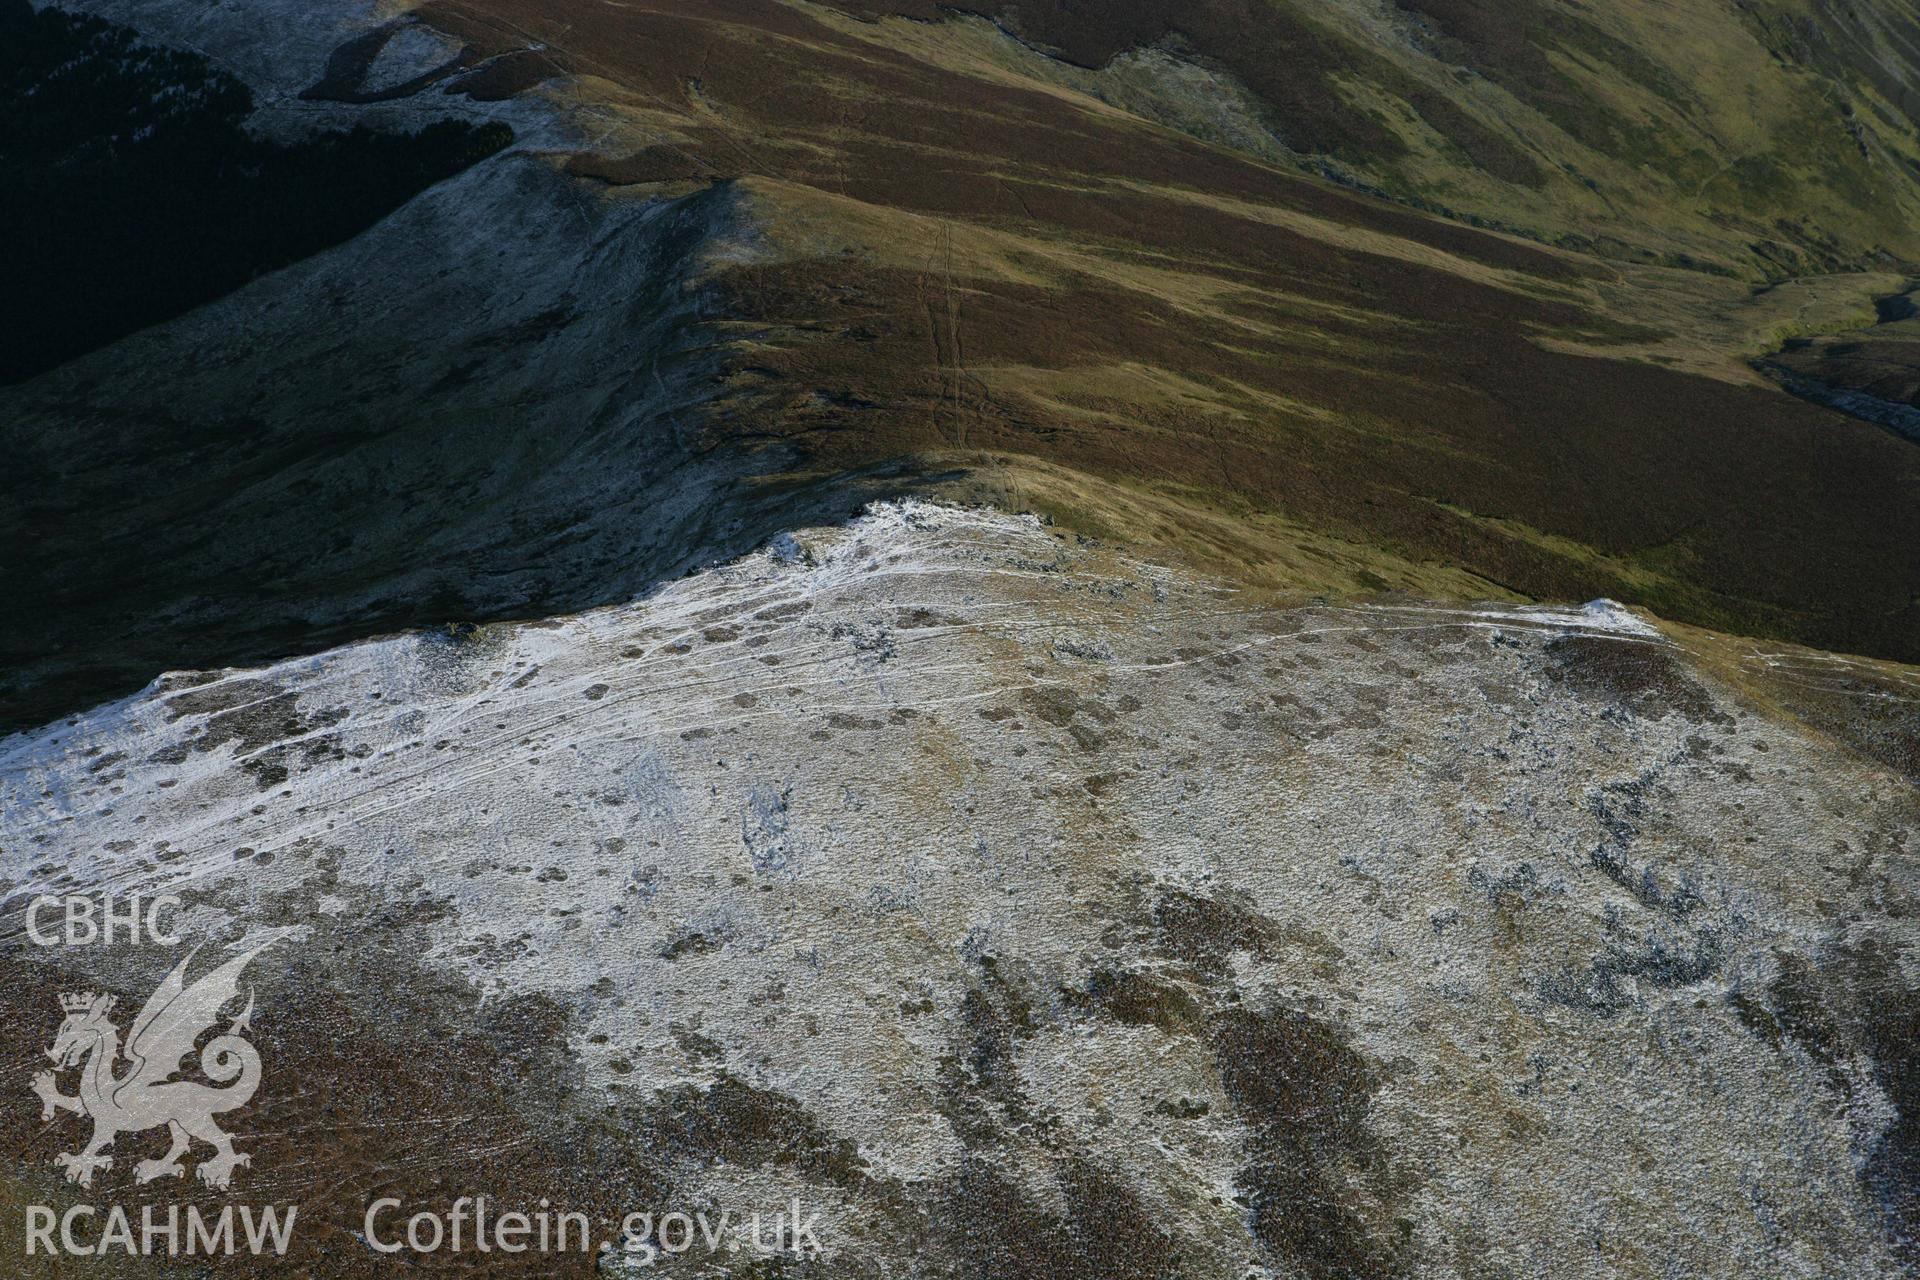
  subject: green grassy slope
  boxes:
[833,0,1920,278]
[424,0,1920,656]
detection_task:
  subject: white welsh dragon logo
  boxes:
[30,937,278,1190]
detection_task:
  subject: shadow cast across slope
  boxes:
[0,155,900,735]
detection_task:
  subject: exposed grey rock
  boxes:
[4,503,1915,1277]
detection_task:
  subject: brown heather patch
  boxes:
[411,0,1920,659]
[1768,322,1920,416]
[0,942,662,1277]
[0,929,939,1277]
[923,1157,1188,1280]
[1665,620,1920,787]
[709,248,1920,660]
[1732,941,1920,1265]
[1541,634,1724,724]
[638,1073,868,1188]
[1212,1006,1409,1279]
[829,0,1544,186]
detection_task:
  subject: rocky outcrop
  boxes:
[5,504,1915,1276]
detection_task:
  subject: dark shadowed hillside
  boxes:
[0,1,511,384]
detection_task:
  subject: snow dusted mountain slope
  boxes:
[0,148,842,736]
[4,504,1916,1277]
